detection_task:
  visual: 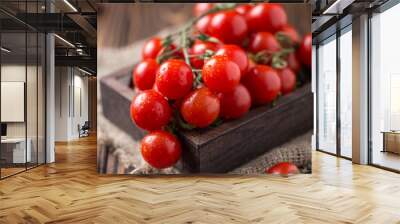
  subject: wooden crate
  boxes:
[100,67,313,173]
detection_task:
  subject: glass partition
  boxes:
[38,32,45,165]
[339,27,352,158]
[317,35,337,154]
[26,1,39,168]
[1,30,28,177]
[370,3,400,171]
[27,31,38,169]
[316,25,354,159]
[0,1,46,179]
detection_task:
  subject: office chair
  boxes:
[79,121,90,138]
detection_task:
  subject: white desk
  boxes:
[1,138,31,163]
[382,131,400,154]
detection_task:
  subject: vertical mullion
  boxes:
[0,21,2,179]
[336,27,341,157]
[316,44,320,151]
[69,69,71,118]
[36,0,39,167]
[25,0,28,171]
[73,68,75,118]
[44,0,48,164]
[367,11,373,165]
[44,35,47,164]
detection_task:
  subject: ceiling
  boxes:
[0,0,101,74]
[311,0,391,43]
[4,0,392,74]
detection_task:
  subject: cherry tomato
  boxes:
[193,3,213,17]
[189,40,218,69]
[133,59,159,91]
[141,131,182,169]
[130,90,171,131]
[246,3,288,33]
[155,59,194,100]
[195,14,213,34]
[286,52,301,74]
[265,162,299,176]
[278,68,296,95]
[208,10,248,45]
[142,37,163,60]
[215,45,249,76]
[202,55,241,93]
[242,65,281,105]
[297,33,312,68]
[235,4,253,15]
[278,25,300,45]
[180,87,220,128]
[218,84,251,119]
[249,32,281,54]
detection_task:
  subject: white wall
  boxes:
[72,73,89,138]
[54,67,89,141]
[1,65,26,138]
[0,65,41,138]
[55,67,70,141]
[1,64,46,164]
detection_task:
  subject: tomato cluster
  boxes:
[130,3,312,170]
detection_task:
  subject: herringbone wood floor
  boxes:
[1,135,400,224]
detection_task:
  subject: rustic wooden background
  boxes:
[98,3,311,49]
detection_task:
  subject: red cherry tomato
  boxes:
[249,32,281,54]
[202,55,241,93]
[235,4,253,15]
[218,84,251,119]
[180,87,220,128]
[189,40,218,69]
[265,162,299,176]
[215,45,249,76]
[193,3,213,17]
[278,68,296,95]
[141,131,182,169]
[133,59,159,91]
[155,59,194,100]
[130,90,171,131]
[195,14,213,34]
[246,3,288,33]
[286,52,301,74]
[297,33,312,68]
[208,10,248,45]
[278,25,300,45]
[142,37,163,60]
[242,65,281,105]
